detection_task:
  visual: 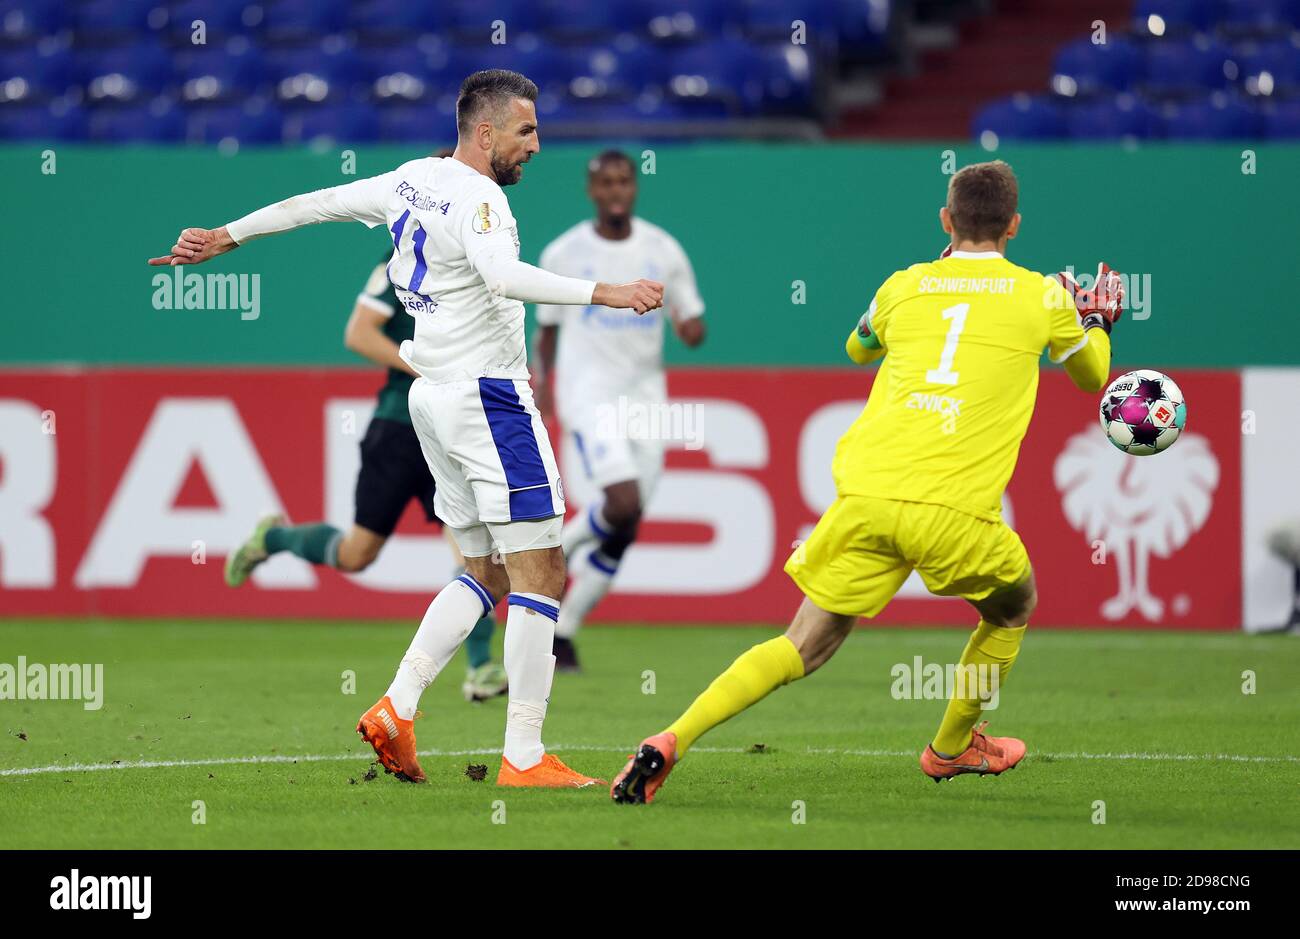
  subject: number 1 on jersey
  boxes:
[925,302,968,386]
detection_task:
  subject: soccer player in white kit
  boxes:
[147,70,664,787]
[532,151,705,671]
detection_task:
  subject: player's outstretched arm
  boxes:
[1054,263,1124,393]
[147,173,395,266]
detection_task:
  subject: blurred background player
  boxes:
[612,160,1125,803]
[222,207,508,701]
[532,150,706,671]
[1264,519,1300,634]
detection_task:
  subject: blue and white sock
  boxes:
[560,504,613,558]
[555,550,617,640]
[503,592,560,770]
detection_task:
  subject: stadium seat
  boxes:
[261,0,349,47]
[1131,0,1221,37]
[446,37,569,94]
[348,0,452,46]
[744,42,817,115]
[537,1,628,42]
[174,39,265,104]
[1142,36,1233,97]
[443,0,545,42]
[0,100,86,139]
[80,42,175,103]
[187,99,284,145]
[0,42,75,103]
[970,93,1067,141]
[1261,98,1300,136]
[1066,93,1161,139]
[165,1,258,46]
[835,0,894,58]
[88,100,187,141]
[662,38,755,113]
[1217,0,1300,39]
[73,0,165,46]
[639,0,734,42]
[1051,36,1143,96]
[0,0,69,45]
[264,40,365,103]
[564,41,667,100]
[1235,37,1300,97]
[1160,92,1263,138]
[376,100,457,142]
[282,103,380,144]
[743,0,837,42]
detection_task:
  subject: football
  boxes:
[1100,369,1187,455]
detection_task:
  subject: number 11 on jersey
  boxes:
[925,302,969,386]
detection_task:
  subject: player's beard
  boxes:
[490,149,526,187]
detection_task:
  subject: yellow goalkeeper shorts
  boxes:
[785,495,1031,618]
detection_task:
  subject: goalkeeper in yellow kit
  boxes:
[611,160,1126,803]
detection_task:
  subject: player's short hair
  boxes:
[946,161,1019,243]
[587,149,634,177]
[456,69,538,137]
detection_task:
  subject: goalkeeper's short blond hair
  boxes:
[947,160,1019,243]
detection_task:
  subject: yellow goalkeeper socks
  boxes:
[666,636,805,755]
[931,620,1027,757]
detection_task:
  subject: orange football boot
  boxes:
[496,753,604,788]
[356,695,425,783]
[610,731,678,804]
[919,720,1026,782]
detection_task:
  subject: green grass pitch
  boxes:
[1,619,1297,849]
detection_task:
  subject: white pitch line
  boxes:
[2,743,1297,778]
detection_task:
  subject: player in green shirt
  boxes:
[224,254,506,702]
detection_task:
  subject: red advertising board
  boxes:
[0,367,1240,627]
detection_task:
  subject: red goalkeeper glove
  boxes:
[1055,263,1124,334]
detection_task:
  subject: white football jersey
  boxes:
[303,156,532,383]
[536,218,704,414]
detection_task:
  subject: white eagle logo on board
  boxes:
[1053,427,1219,621]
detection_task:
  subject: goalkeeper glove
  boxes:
[1055,263,1124,334]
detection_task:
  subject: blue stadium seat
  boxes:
[536,94,670,125]
[743,0,837,42]
[376,101,457,142]
[1160,93,1263,137]
[348,0,452,46]
[1143,36,1232,96]
[564,41,666,99]
[165,1,257,46]
[264,41,364,103]
[447,38,569,94]
[971,93,1067,140]
[0,100,86,139]
[187,99,285,144]
[174,39,265,103]
[81,42,175,103]
[0,42,75,102]
[1261,98,1300,136]
[538,1,627,41]
[261,0,349,47]
[1218,0,1300,38]
[1066,93,1161,138]
[835,0,894,57]
[281,103,380,144]
[639,0,734,41]
[0,0,69,45]
[1132,0,1221,37]
[73,0,165,46]
[1235,37,1300,96]
[1052,36,1143,95]
[662,39,754,112]
[444,0,545,41]
[744,42,816,115]
[88,100,186,141]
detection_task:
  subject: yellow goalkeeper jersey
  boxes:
[834,250,1101,521]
